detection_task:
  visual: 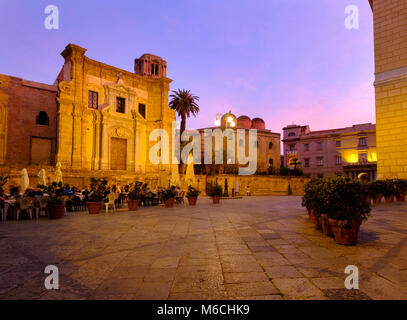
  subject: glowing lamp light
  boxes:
[230,121,236,127]
[228,116,233,123]
[214,119,220,126]
[349,154,357,163]
[369,152,377,162]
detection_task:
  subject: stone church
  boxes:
[0,44,175,187]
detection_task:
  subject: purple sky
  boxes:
[0,0,375,134]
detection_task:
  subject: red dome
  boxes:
[251,117,265,130]
[237,115,252,129]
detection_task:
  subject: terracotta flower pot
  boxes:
[309,209,316,223]
[212,195,221,204]
[87,201,102,214]
[374,195,382,204]
[127,199,140,211]
[187,197,197,206]
[329,219,361,246]
[320,214,332,237]
[385,195,394,203]
[396,195,406,202]
[49,204,65,219]
[314,216,322,230]
[164,198,175,207]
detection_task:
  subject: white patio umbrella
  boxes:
[21,168,29,193]
[38,168,47,186]
[185,154,196,187]
[170,164,180,187]
[158,167,168,188]
[53,161,63,184]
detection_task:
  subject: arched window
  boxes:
[269,158,274,168]
[288,132,296,137]
[269,142,273,149]
[36,111,49,126]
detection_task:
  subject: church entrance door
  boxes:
[110,137,127,170]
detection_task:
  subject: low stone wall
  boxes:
[0,165,308,196]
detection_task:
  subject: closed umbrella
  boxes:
[21,168,29,193]
[53,162,63,184]
[38,169,47,186]
[170,164,180,187]
[158,167,168,188]
[185,154,196,187]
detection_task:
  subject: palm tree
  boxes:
[289,157,301,170]
[169,89,200,136]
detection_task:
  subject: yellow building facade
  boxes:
[370,0,407,179]
[56,44,175,176]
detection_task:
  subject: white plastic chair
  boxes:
[104,193,117,214]
[15,197,33,220]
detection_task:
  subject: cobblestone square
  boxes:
[1,196,407,300]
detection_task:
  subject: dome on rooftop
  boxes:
[237,115,252,129]
[251,117,265,130]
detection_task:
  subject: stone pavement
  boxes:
[1,196,407,300]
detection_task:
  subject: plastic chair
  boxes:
[35,197,49,219]
[105,193,117,214]
[15,197,33,220]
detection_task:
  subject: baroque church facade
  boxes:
[0,44,175,186]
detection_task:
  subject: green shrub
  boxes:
[186,186,200,198]
[128,181,144,201]
[38,182,67,205]
[368,180,388,198]
[301,178,327,217]
[88,178,108,202]
[324,176,371,223]
[394,179,407,198]
[208,184,222,197]
[162,186,176,200]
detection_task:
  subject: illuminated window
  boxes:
[359,153,367,163]
[304,158,310,167]
[335,156,342,165]
[317,157,324,166]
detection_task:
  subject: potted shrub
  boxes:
[162,186,176,207]
[369,180,387,204]
[209,184,222,204]
[87,178,107,214]
[383,179,397,203]
[394,179,407,202]
[302,178,326,231]
[127,181,143,211]
[38,182,67,219]
[186,186,200,206]
[325,177,371,245]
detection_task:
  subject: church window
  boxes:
[116,97,125,113]
[36,111,49,126]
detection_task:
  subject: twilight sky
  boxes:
[0,0,375,134]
